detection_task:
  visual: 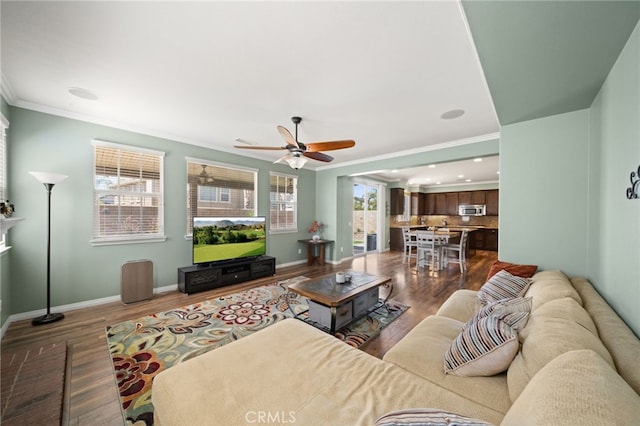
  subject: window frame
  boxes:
[269,171,298,234]
[91,139,166,246]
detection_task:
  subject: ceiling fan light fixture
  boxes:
[198,164,214,184]
[286,155,307,170]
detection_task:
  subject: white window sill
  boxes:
[90,235,167,247]
[269,229,299,235]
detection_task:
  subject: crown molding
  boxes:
[0,72,17,104]
[315,131,501,172]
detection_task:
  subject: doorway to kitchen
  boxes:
[353,182,381,256]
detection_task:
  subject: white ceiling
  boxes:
[1,1,500,180]
[368,155,499,187]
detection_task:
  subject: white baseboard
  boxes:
[0,256,352,340]
[0,283,179,338]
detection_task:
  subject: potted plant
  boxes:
[308,220,325,241]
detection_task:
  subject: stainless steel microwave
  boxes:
[458,204,486,216]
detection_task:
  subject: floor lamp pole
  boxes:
[30,171,68,326]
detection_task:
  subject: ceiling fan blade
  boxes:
[305,140,356,152]
[277,125,300,148]
[233,145,286,150]
[304,151,333,162]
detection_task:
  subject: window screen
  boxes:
[93,140,165,244]
[269,172,297,232]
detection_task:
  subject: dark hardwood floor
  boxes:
[0,249,497,425]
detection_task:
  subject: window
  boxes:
[270,172,297,232]
[186,159,257,235]
[92,140,165,245]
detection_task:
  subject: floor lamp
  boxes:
[29,171,68,326]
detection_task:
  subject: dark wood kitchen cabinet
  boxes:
[485,190,499,215]
[390,188,405,215]
[458,192,472,205]
[470,228,498,252]
[411,192,425,215]
[485,228,499,251]
[445,192,458,216]
[390,227,404,251]
[472,190,486,204]
[429,193,447,215]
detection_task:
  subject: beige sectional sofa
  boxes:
[152,270,640,425]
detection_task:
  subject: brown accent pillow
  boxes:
[487,260,538,280]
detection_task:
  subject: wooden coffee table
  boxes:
[288,271,392,333]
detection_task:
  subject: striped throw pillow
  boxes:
[477,269,532,305]
[465,297,532,331]
[376,408,494,426]
[444,315,519,377]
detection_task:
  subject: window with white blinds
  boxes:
[186,159,257,235]
[269,172,298,233]
[92,140,165,245]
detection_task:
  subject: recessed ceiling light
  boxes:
[428,164,436,168]
[441,109,465,120]
[473,158,483,162]
[391,170,398,173]
[458,174,464,178]
[465,179,472,182]
[68,87,99,101]
[496,171,500,174]
[436,181,441,185]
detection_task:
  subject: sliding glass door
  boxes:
[353,182,379,255]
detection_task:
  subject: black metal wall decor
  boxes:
[627,165,639,199]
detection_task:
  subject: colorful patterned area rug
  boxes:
[106,276,408,425]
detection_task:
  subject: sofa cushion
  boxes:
[502,350,640,425]
[477,270,531,305]
[465,297,532,331]
[507,297,615,402]
[383,315,512,415]
[436,289,480,323]
[523,269,582,310]
[445,316,519,377]
[376,408,493,426]
[153,318,505,426]
[572,277,640,396]
[486,260,538,280]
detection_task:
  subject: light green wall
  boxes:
[6,107,316,316]
[500,109,590,275]
[588,22,640,335]
[500,22,640,336]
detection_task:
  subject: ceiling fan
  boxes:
[234,116,356,169]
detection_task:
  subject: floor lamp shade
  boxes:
[29,171,68,326]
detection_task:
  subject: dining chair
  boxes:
[443,229,469,273]
[401,226,417,264]
[415,230,440,271]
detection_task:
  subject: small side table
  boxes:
[298,239,334,266]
